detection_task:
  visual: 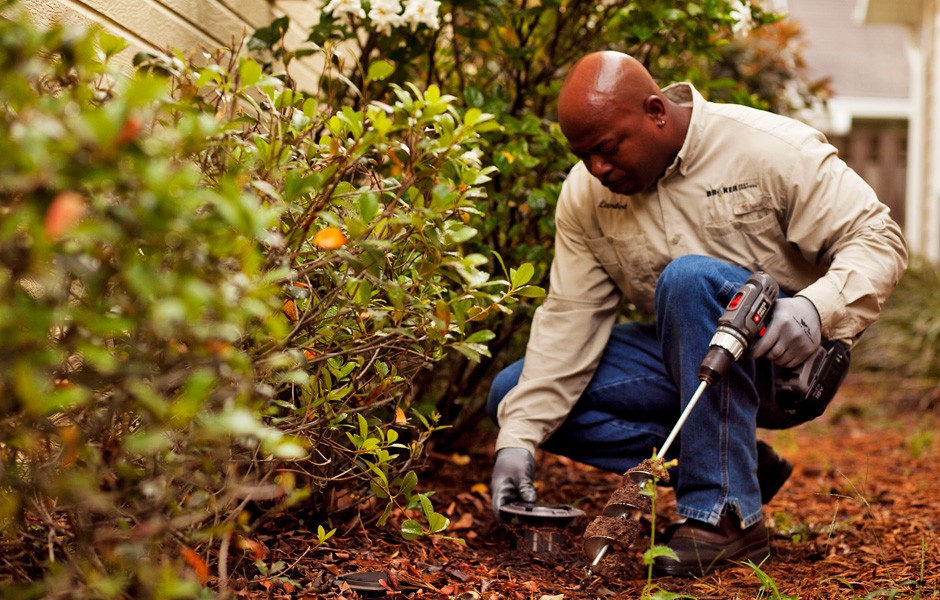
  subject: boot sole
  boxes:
[653,538,770,578]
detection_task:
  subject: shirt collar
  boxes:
[660,82,705,178]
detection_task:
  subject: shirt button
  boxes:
[671,235,681,245]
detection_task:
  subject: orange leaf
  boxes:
[180,545,209,584]
[45,192,86,239]
[116,115,142,145]
[313,226,347,249]
[394,407,407,425]
[204,339,231,355]
[59,425,80,468]
[283,299,298,321]
[237,536,267,561]
[451,512,475,530]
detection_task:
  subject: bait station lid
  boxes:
[498,501,586,553]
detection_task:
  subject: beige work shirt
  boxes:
[495,83,908,455]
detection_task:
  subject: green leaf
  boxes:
[416,493,434,521]
[463,107,483,126]
[360,192,379,223]
[643,544,679,565]
[239,57,263,88]
[452,342,484,361]
[316,525,336,544]
[445,224,478,245]
[399,470,418,498]
[510,262,534,287]
[401,519,424,540]
[370,479,389,499]
[377,503,394,527]
[97,31,129,59]
[464,329,495,344]
[514,285,546,298]
[367,60,395,82]
[427,512,450,534]
[249,16,290,51]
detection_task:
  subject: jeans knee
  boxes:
[486,359,524,424]
[657,255,719,292]
[655,256,753,330]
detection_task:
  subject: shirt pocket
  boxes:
[584,233,657,313]
[702,193,824,293]
[703,193,786,259]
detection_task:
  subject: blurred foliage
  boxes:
[711,16,833,115]
[854,259,940,380]
[0,5,537,597]
[0,12,289,598]
[265,0,832,438]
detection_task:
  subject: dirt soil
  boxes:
[236,374,940,599]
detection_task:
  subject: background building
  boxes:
[785,0,910,240]
[854,0,940,261]
[19,0,321,84]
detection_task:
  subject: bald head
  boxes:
[555,51,691,195]
[558,52,661,125]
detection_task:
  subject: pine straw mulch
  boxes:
[235,373,940,599]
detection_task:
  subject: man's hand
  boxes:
[751,296,822,368]
[490,447,537,518]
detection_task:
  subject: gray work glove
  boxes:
[751,296,822,368]
[490,447,537,518]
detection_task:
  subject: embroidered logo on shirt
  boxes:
[705,182,759,198]
[599,200,630,209]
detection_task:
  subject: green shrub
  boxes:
[0,7,533,596]
[0,14,289,598]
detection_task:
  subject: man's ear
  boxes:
[644,94,666,122]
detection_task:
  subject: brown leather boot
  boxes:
[653,513,770,577]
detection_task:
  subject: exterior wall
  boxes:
[926,0,940,261]
[829,119,909,228]
[18,0,321,86]
[859,0,940,261]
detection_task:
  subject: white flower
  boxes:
[369,0,405,33]
[323,0,366,19]
[460,148,483,169]
[401,0,441,30]
[729,0,753,37]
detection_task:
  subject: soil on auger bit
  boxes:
[583,457,672,547]
[583,514,643,544]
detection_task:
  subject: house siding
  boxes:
[927,0,940,261]
[19,0,321,85]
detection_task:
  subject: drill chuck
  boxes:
[698,272,779,385]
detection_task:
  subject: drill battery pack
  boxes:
[774,340,851,421]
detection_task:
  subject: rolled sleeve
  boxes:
[783,143,908,343]
[495,180,621,453]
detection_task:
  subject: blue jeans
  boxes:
[487,255,782,528]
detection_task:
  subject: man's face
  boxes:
[562,105,664,196]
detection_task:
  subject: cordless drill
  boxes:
[699,271,778,385]
[700,270,850,416]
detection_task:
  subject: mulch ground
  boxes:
[236,374,940,599]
